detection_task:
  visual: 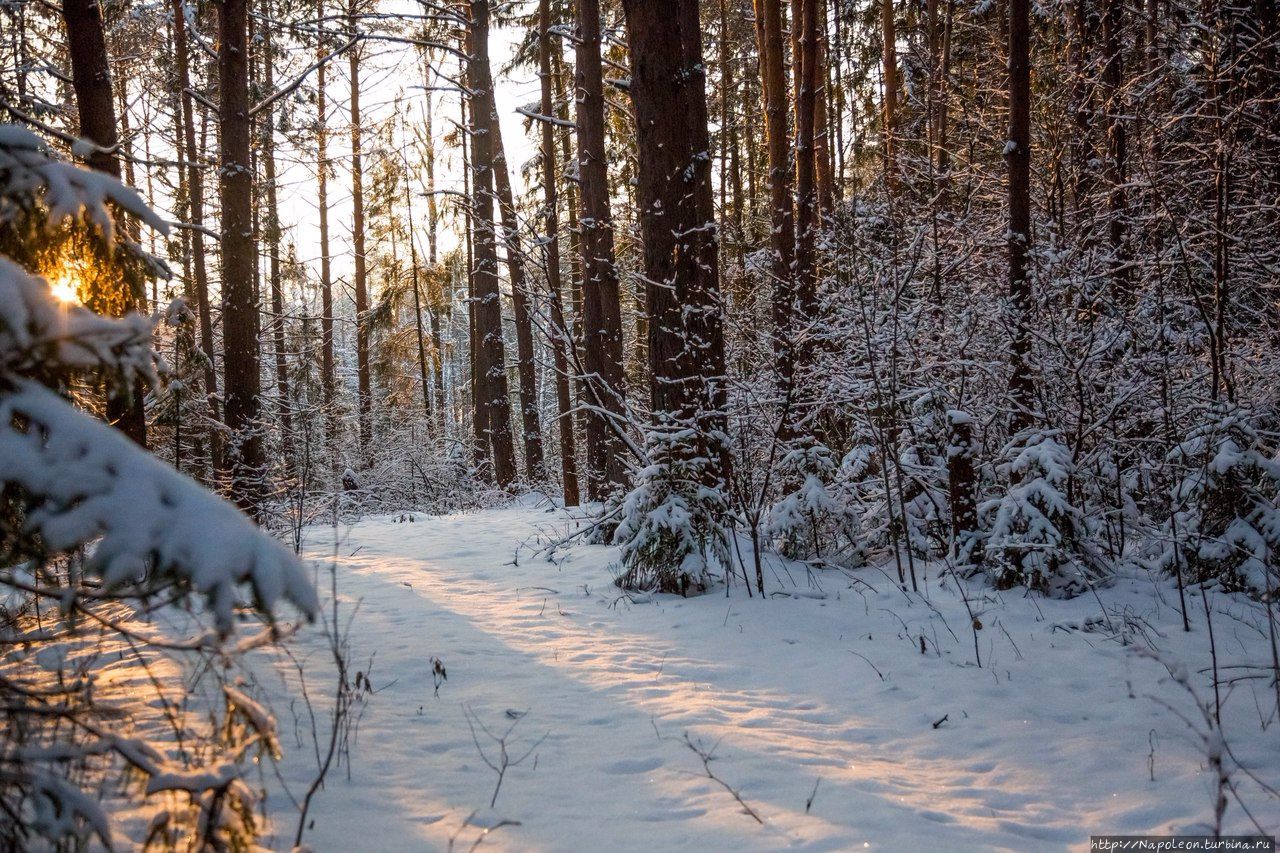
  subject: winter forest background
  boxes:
[1,0,1279,846]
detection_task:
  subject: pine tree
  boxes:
[218,0,265,514]
[575,0,627,500]
[616,0,731,592]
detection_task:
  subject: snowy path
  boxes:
[262,505,1279,851]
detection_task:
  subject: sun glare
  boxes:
[46,271,81,305]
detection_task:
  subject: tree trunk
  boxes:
[881,0,899,191]
[173,0,223,475]
[937,0,955,176]
[1006,0,1034,431]
[260,7,294,471]
[552,47,588,465]
[795,0,820,321]
[620,0,728,482]
[316,0,337,450]
[218,0,265,513]
[461,76,488,464]
[541,0,580,507]
[947,411,979,560]
[575,0,628,500]
[406,182,433,422]
[62,0,148,447]
[486,85,545,482]
[755,0,797,385]
[348,6,372,456]
[1068,0,1096,220]
[422,65,447,420]
[1102,0,1130,297]
[814,6,834,218]
[468,0,518,487]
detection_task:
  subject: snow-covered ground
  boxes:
[257,501,1279,851]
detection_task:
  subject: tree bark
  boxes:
[620,0,728,483]
[468,0,517,487]
[795,0,820,321]
[1006,0,1035,431]
[541,0,580,507]
[173,0,223,475]
[260,7,294,471]
[486,86,545,482]
[552,46,588,465]
[316,0,337,449]
[348,4,372,455]
[755,0,797,385]
[422,65,447,419]
[406,182,433,422]
[218,0,265,513]
[947,411,979,559]
[881,0,899,191]
[575,0,628,500]
[1102,0,1130,297]
[814,6,834,219]
[460,75,488,464]
[1068,0,1096,220]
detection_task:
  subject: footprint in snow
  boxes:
[602,756,663,775]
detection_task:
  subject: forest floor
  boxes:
[257,500,1280,851]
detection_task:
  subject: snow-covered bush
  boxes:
[764,438,862,563]
[979,428,1095,596]
[1162,404,1280,594]
[0,125,317,849]
[614,429,731,594]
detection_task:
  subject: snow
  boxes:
[0,378,318,634]
[0,124,167,244]
[0,145,316,638]
[0,256,155,381]
[258,503,1279,851]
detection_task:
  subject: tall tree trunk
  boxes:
[756,0,797,385]
[881,0,899,191]
[1068,0,1096,220]
[486,92,545,481]
[541,0,580,507]
[947,411,979,559]
[937,0,955,176]
[63,0,119,180]
[574,0,628,500]
[168,19,192,474]
[218,0,265,512]
[316,0,337,450]
[832,0,847,191]
[113,77,139,245]
[620,0,727,481]
[461,76,488,463]
[406,181,433,422]
[468,0,517,486]
[1102,0,1130,297]
[552,46,587,465]
[795,0,820,323]
[814,6,834,219]
[260,8,294,471]
[1006,0,1035,431]
[62,0,147,447]
[173,0,223,476]
[422,63,447,419]
[728,15,745,251]
[719,0,730,241]
[927,0,940,174]
[348,4,372,455]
